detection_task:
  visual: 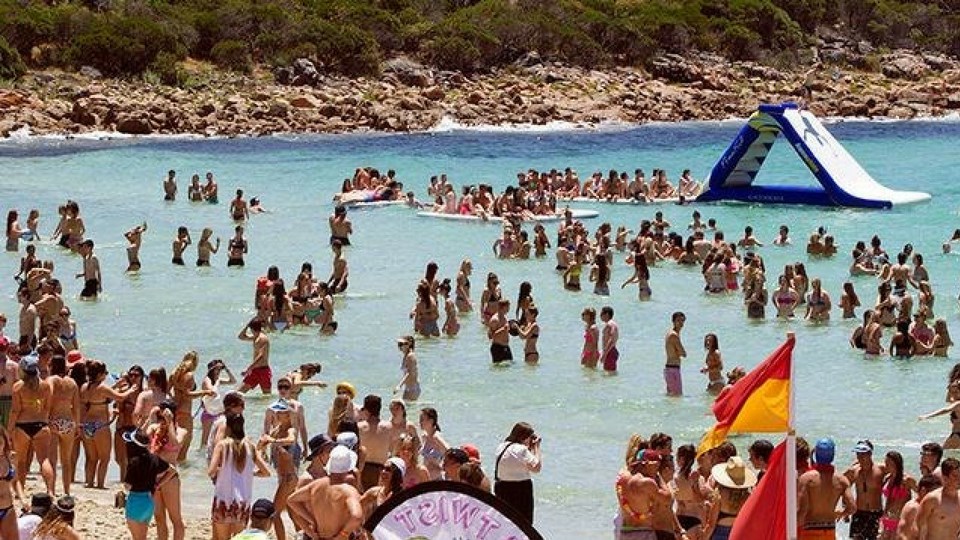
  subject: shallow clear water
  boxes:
[2,119,960,538]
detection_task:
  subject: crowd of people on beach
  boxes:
[0,164,959,540]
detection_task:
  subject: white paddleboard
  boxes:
[416,209,599,223]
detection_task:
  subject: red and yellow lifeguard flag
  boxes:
[697,336,793,456]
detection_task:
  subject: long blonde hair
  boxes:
[169,350,199,394]
[329,394,350,436]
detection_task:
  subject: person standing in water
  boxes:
[327,240,349,294]
[172,227,191,266]
[163,170,177,201]
[227,226,248,267]
[394,336,420,401]
[124,222,147,273]
[664,312,686,396]
[76,240,101,300]
[329,206,353,246]
[230,189,249,222]
[196,228,220,267]
[238,320,271,395]
[600,306,619,373]
[202,172,219,204]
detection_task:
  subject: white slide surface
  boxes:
[781,109,930,205]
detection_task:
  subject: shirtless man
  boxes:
[230,189,249,222]
[617,449,677,540]
[889,253,918,289]
[600,306,619,373]
[773,225,791,246]
[844,439,885,540]
[202,171,219,203]
[76,240,101,300]
[329,206,353,246]
[916,457,960,540]
[897,475,941,540]
[357,395,392,491]
[488,299,513,364]
[18,288,38,351]
[237,320,271,394]
[297,434,336,488]
[327,240,349,294]
[34,280,63,331]
[286,476,363,540]
[664,312,686,396]
[797,438,856,540]
[163,170,177,201]
[919,442,943,480]
[124,222,147,272]
[172,226,191,265]
[737,226,763,248]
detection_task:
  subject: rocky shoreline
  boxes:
[2,50,960,139]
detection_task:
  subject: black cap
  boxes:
[305,434,336,461]
[251,498,275,519]
[30,493,52,516]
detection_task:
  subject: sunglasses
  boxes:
[278,385,291,391]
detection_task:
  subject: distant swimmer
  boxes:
[76,240,101,300]
[172,226,191,266]
[196,228,220,267]
[230,189,249,222]
[237,319,271,395]
[187,174,203,202]
[227,226,248,267]
[329,206,352,246]
[202,171,219,204]
[124,222,147,272]
[163,170,177,201]
[664,311,686,396]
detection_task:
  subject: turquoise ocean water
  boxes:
[2,118,960,538]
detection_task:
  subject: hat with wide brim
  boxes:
[711,456,757,490]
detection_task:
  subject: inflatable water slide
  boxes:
[696,103,931,209]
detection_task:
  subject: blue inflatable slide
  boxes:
[696,103,930,208]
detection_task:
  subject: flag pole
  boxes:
[785,332,798,540]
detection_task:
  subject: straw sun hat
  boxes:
[711,456,758,490]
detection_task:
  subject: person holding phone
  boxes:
[493,422,542,524]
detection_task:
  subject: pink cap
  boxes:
[462,443,481,462]
[66,350,84,365]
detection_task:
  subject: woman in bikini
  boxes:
[0,426,25,540]
[113,365,144,481]
[672,444,707,540]
[772,274,800,319]
[840,282,861,319]
[910,310,935,355]
[10,357,54,495]
[266,280,293,332]
[395,433,430,489]
[418,407,448,481]
[59,201,85,252]
[196,228,220,266]
[283,363,325,400]
[518,307,540,365]
[918,398,960,449]
[439,279,459,337]
[48,354,80,496]
[932,319,953,357]
[134,368,170,427]
[804,278,831,322]
[6,209,22,252]
[591,253,611,296]
[455,259,473,313]
[581,308,600,369]
[701,333,724,395]
[480,273,502,326]
[226,225,247,267]
[875,282,897,327]
[360,459,404,520]
[879,451,915,539]
[622,250,652,301]
[145,401,187,540]
[533,224,551,257]
[889,320,917,358]
[199,359,236,450]
[262,400,299,540]
[169,351,214,462]
[80,360,134,488]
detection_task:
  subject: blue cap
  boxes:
[814,438,835,465]
[268,399,290,413]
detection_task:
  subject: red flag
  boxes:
[730,440,787,540]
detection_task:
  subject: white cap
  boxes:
[386,456,406,479]
[325,445,358,475]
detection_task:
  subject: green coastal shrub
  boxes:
[0,35,25,80]
[65,14,182,76]
[211,39,252,73]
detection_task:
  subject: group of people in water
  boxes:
[2,164,960,540]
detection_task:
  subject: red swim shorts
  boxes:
[242,366,272,392]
